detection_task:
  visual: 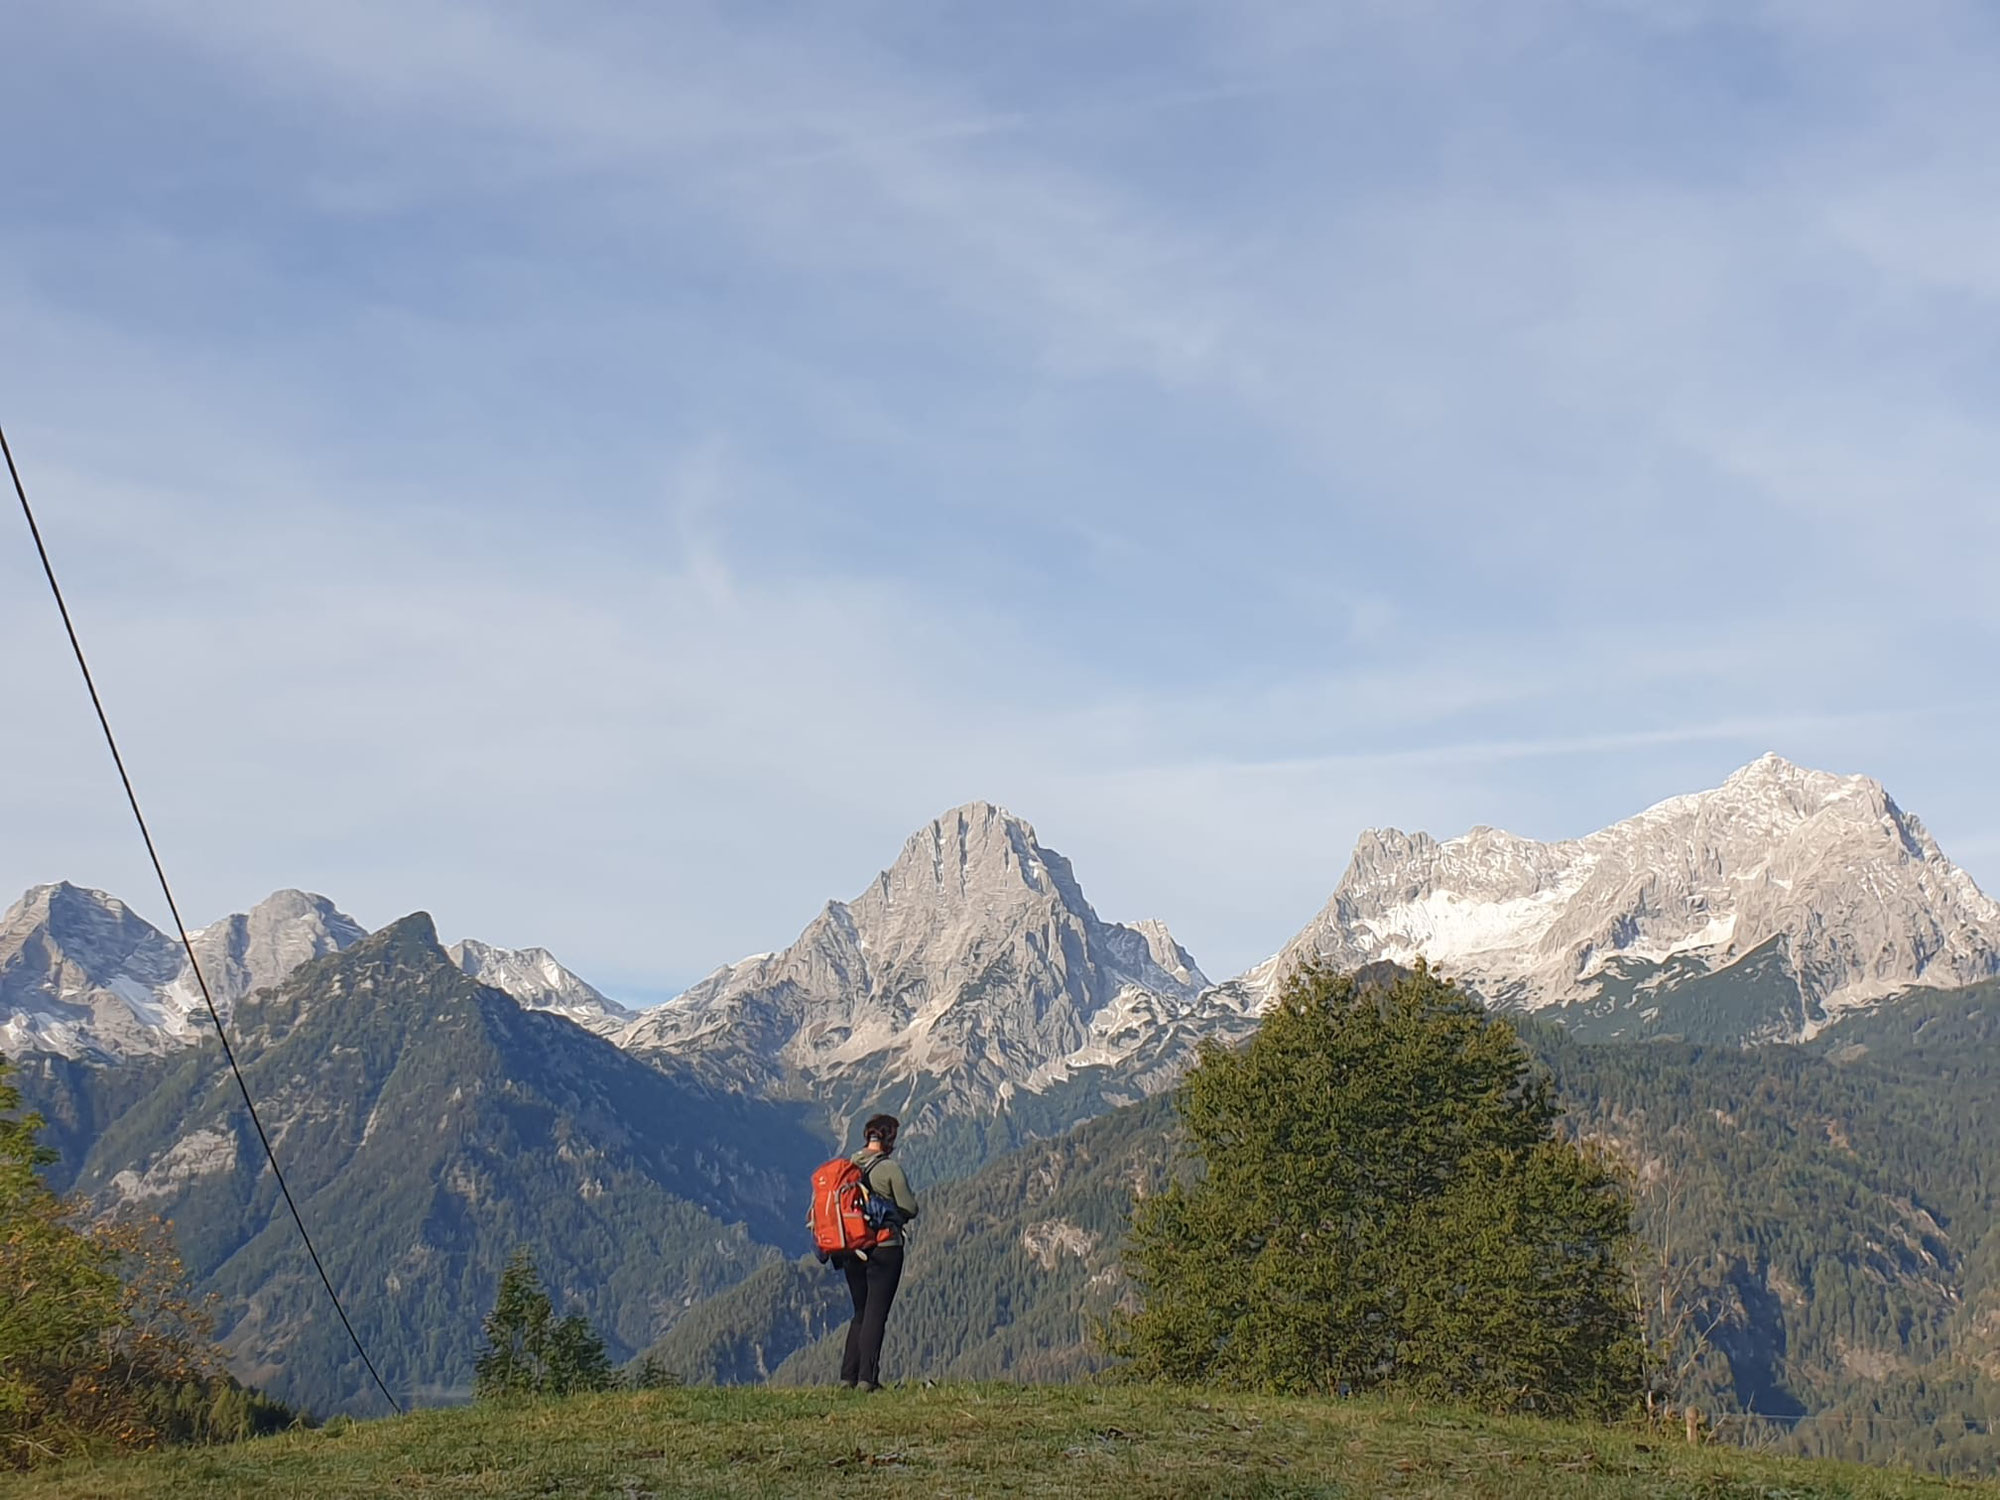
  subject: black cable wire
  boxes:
[2,420,403,1416]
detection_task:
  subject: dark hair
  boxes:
[863,1114,900,1147]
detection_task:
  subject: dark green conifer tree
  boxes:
[1114,962,1643,1418]
[543,1314,614,1396]
[474,1248,616,1400]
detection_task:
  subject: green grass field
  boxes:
[6,1385,1994,1500]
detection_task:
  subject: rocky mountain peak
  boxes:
[184,889,366,1017]
[1719,750,1870,803]
[5,881,175,962]
[1256,756,2000,1038]
[1,883,186,1060]
[314,912,448,997]
[619,803,1217,1133]
[370,910,441,953]
[448,937,632,1035]
[1127,919,1208,992]
[2,885,372,1060]
[871,802,1089,914]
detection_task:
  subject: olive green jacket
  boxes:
[853,1148,919,1244]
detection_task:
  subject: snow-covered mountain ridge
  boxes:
[0,884,364,1061]
[8,755,1994,1071]
[447,938,633,1036]
[1246,754,2000,1040]
[0,885,623,1060]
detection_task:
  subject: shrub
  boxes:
[1,1057,296,1468]
[1112,962,1644,1419]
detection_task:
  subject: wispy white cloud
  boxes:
[94,0,1250,384]
[5,0,1999,985]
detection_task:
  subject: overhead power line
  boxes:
[2,420,402,1416]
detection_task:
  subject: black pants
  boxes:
[839,1243,904,1387]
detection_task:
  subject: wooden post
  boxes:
[1685,1406,1700,1445]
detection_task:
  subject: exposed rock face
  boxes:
[1247,755,2000,1039]
[619,802,1224,1130]
[0,883,189,1060]
[1020,1218,1100,1271]
[184,890,367,1017]
[0,885,365,1061]
[447,938,633,1035]
[1127,918,1205,991]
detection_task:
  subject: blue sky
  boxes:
[4,0,1997,1000]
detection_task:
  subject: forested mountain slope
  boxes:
[1537,983,2000,1451]
[29,915,829,1416]
[644,1092,1178,1387]
[1777,984,2000,1471]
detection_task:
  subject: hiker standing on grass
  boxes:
[839,1113,918,1391]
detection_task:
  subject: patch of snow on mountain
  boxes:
[1358,881,1583,963]
[107,974,173,1029]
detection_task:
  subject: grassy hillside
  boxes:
[5,1385,1992,1499]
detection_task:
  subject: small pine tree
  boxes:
[543,1315,613,1397]
[474,1248,553,1399]
[473,1248,616,1401]
[1113,962,1644,1419]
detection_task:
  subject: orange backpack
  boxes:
[808,1156,890,1260]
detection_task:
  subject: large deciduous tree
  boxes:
[1115,963,1642,1418]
